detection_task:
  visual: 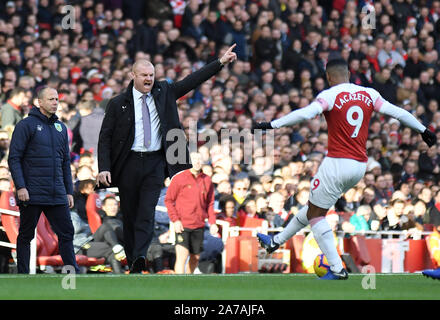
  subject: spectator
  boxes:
[201,10,226,48]
[1,87,28,133]
[382,199,405,232]
[349,205,372,232]
[425,190,440,225]
[371,202,389,231]
[412,200,427,230]
[237,196,264,226]
[72,100,105,155]
[374,175,392,203]
[373,67,397,104]
[253,25,278,67]
[231,179,249,205]
[400,160,418,184]
[418,145,440,183]
[359,187,376,209]
[268,191,290,224]
[224,20,248,62]
[217,194,237,227]
[404,48,426,79]
[71,203,126,274]
[377,39,406,69]
[97,195,123,240]
[72,179,96,226]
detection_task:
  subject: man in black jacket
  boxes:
[8,87,79,274]
[97,44,237,273]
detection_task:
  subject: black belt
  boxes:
[131,150,163,157]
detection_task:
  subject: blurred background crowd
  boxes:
[0,0,440,273]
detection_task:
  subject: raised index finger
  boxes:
[227,43,236,53]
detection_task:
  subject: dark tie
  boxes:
[142,94,151,148]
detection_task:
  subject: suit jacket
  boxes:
[98,59,224,187]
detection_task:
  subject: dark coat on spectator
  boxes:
[133,22,158,57]
[403,58,426,79]
[8,107,73,205]
[254,36,278,67]
[373,73,397,104]
[201,19,226,47]
[418,152,439,182]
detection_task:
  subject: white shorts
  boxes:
[308,157,367,209]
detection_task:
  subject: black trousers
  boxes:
[147,242,176,272]
[78,241,123,273]
[94,221,123,247]
[118,151,165,266]
[17,204,79,273]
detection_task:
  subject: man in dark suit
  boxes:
[97,44,237,273]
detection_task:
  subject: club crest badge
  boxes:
[54,123,62,132]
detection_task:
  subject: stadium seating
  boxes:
[86,193,102,233]
[0,192,20,257]
[0,191,105,270]
[239,216,267,237]
[225,235,259,273]
[285,234,306,273]
[343,235,371,269]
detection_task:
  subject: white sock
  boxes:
[274,205,309,245]
[311,218,344,273]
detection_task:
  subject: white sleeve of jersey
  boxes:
[376,99,426,133]
[315,88,335,111]
[364,86,425,133]
[270,88,334,129]
[270,102,323,129]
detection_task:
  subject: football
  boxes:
[313,253,331,277]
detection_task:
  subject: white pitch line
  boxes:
[0,273,420,279]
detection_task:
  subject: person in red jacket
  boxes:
[165,152,218,274]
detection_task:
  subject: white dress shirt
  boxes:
[131,87,162,152]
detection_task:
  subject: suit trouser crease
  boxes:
[17,204,79,273]
[118,152,165,266]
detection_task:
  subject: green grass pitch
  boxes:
[0,273,439,300]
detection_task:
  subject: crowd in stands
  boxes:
[1,0,440,272]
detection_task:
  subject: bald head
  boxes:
[38,86,57,100]
[132,60,154,73]
[37,87,59,118]
[131,60,155,93]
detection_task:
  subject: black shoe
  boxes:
[130,256,146,273]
